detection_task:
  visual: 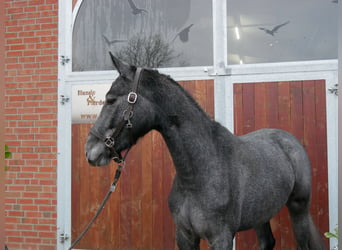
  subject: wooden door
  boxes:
[233,80,329,249]
[71,80,214,250]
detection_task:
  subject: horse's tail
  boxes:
[307,214,326,250]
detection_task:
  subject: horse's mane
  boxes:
[143,68,209,117]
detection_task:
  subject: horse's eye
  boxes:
[106,97,116,104]
[106,98,116,105]
[106,95,116,104]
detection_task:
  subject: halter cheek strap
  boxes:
[89,67,143,163]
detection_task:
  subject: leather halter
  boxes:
[89,67,143,163]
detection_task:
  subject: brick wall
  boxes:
[5,0,58,249]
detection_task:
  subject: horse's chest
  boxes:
[168,185,226,238]
[169,193,207,233]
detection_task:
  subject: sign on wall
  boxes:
[72,84,110,124]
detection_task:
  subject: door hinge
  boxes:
[60,95,70,105]
[59,232,69,243]
[328,84,338,96]
[60,55,70,65]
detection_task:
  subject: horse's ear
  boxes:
[109,52,132,78]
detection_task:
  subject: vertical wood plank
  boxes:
[206,80,215,119]
[266,82,278,128]
[120,146,132,248]
[195,79,207,112]
[130,142,142,249]
[313,80,329,248]
[162,144,176,249]
[254,82,267,130]
[289,81,304,143]
[302,80,319,226]
[141,134,153,248]
[233,84,243,135]
[242,83,255,134]
[277,81,291,131]
[152,131,164,249]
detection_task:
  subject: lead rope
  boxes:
[67,149,131,250]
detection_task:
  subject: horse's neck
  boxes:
[154,82,233,187]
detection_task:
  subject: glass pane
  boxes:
[72,0,212,71]
[227,0,338,64]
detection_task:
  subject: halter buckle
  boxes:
[112,156,123,164]
[104,137,115,148]
[127,92,138,104]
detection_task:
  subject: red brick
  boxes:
[25,237,41,244]
[6,26,23,32]
[24,37,40,43]
[38,5,52,11]
[25,186,43,192]
[18,31,35,37]
[22,231,38,237]
[13,179,30,185]
[7,7,24,14]
[21,217,39,224]
[22,192,39,198]
[8,95,25,102]
[39,179,56,185]
[18,172,34,178]
[38,232,55,238]
[6,19,18,26]
[24,6,37,12]
[7,185,25,192]
[23,50,40,56]
[7,211,24,217]
[22,114,39,120]
[18,19,36,26]
[23,24,41,31]
[10,44,26,50]
[28,0,45,5]
[18,224,34,231]
[10,1,28,7]
[7,38,23,44]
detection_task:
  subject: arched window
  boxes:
[72,0,213,71]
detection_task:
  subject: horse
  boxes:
[85,52,325,250]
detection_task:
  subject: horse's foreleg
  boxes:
[207,229,234,250]
[254,222,276,250]
[175,226,200,250]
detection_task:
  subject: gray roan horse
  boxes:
[85,53,325,250]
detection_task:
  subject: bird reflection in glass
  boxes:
[259,21,290,36]
[127,0,148,15]
[172,24,194,43]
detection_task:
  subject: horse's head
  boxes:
[85,53,157,166]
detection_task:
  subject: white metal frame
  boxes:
[57,0,338,249]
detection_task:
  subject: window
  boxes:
[227,0,338,64]
[72,0,213,71]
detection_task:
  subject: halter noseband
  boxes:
[89,67,143,163]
